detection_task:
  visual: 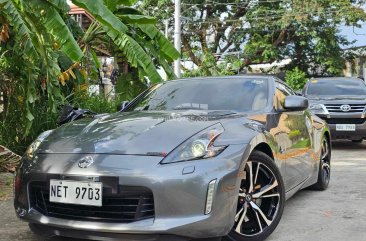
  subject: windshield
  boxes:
[125,77,269,112]
[306,78,366,96]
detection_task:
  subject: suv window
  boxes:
[306,78,366,96]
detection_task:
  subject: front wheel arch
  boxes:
[225,150,285,241]
[252,143,274,161]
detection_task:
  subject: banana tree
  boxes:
[0,0,179,155]
[74,0,179,83]
[0,0,83,125]
[0,0,178,116]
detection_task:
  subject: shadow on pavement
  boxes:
[331,140,365,150]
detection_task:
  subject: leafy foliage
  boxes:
[0,0,84,128]
[115,73,148,101]
[74,0,179,83]
[285,67,308,91]
[182,53,237,77]
[71,90,125,114]
[0,0,178,156]
[140,0,366,76]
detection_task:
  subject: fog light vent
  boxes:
[205,179,217,215]
[16,207,27,217]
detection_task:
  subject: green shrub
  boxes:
[0,89,125,156]
[0,95,59,155]
[70,91,122,114]
[285,67,308,91]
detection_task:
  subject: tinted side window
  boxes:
[284,85,296,95]
[275,82,291,110]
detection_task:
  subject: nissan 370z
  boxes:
[14,76,331,241]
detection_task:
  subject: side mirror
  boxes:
[284,95,309,111]
[117,101,130,112]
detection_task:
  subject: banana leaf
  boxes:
[116,14,156,24]
[73,0,162,83]
[137,24,180,62]
[72,0,129,33]
[103,0,138,12]
[0,0,37,58]
[28,0,83,62]
[45,0,70,12]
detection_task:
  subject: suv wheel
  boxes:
[352,139,363,143]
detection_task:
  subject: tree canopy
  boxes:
[140,0,366,76]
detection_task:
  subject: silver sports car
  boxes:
[14,76,331,241]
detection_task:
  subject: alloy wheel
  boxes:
[320,139,330,186]
[234,161,281,237]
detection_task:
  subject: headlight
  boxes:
[161,123,227,164]
[309,104,328,114]
[26,130,53,159]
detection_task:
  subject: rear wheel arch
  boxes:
[324,131,330,144]
[310,133,331,190]
[323,131,331,160]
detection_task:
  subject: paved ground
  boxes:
[1,141,365,241]
[267,141,366,241]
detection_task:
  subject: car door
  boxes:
[274,82,313,189]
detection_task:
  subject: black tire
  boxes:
[311,137,331,191]
[352,139,363,143]
[224,150,285,241]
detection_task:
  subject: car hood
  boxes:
[37,111,231,155]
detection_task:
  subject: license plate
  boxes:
[49,180,102,206]
[336,124,356,131]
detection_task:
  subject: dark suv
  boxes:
[303,77,366,142]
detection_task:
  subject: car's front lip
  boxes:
[14,144,250,239]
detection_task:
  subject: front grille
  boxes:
[29,181,154,223]
[323,118,366,125]
[324,104,366,113]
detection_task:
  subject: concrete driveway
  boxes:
[1,141,365,241]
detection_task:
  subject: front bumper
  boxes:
[28,223,201,241]
[328,123,366,140]
[315,113,366,140]
[14,144,249,240]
